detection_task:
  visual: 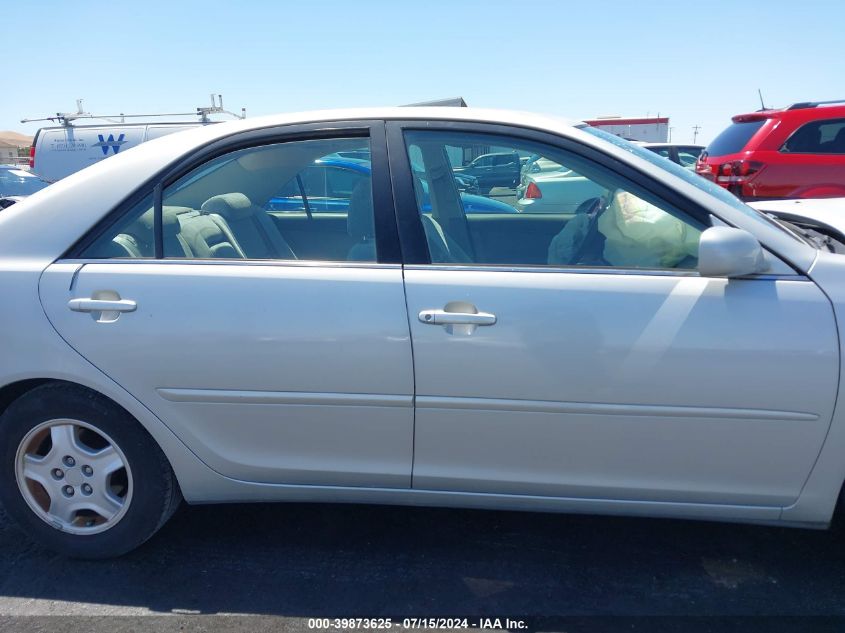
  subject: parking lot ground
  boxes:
[1,501,845,629]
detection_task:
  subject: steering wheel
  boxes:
[563,190,616,265]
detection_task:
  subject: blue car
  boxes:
[0,165,51,210]
[266,158,515,214]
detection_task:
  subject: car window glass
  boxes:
[80,193,156,258]
[267,162,369,214]
[782,118,845,154]
[161,138,375,261]
[678,146,703,160]
[404,130,704,271]
[706,120,766,156]
[584,126,794,233]
[677,150,700,168]
[82,138,377,262]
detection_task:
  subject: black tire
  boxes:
[0,382,181,558]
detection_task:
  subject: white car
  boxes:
[2,107,845,558]
[516,143,707,214]
[515,167,607,214]
[749,197,845,235]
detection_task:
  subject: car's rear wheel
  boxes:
[0,383,181,558]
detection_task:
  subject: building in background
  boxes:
[0,132,34,166]
[0,141,20,163]
[583,116,669,142]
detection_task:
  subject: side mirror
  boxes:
[698,226,767,277]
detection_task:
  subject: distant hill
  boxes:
[0,131,34,147]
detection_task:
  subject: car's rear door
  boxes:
[387,121,839,509]
[39,121,415,488]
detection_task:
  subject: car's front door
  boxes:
[39,124,415,488]
[388,123,839,508]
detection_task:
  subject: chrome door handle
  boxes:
[68,298,137,313]
[418,309,496,326]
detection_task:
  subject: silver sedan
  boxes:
[1,107,844,558]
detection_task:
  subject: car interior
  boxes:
[407,135,703,269]
[87,135,703,270]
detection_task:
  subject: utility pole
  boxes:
[692,124,701,144]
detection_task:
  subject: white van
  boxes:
[30,122,208,182]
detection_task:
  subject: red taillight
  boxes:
[28,145,35,169]
[525,182,542,199]
[715,160,765,184]
[695,161,715,181]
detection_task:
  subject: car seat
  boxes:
[201,193,297,260]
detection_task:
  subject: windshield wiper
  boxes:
[764,213,835,252]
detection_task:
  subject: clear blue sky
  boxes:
[5,0,844,145]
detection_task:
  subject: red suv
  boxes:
[696,100,845,200]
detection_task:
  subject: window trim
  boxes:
[403,262,802,281]
[153,182,163,259]
[386,120,710,270]
[65,120,402,265]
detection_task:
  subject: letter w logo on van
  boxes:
[93,133,128,156]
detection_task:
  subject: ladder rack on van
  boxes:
[21,95,246,127]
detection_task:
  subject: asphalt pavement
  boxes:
[1,500,845,629]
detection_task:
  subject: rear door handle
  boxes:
[68,298,137,313]
[418,309,496,326]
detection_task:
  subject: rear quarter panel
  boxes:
[0,261,224,501]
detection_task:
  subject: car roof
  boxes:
[140,107,584,141]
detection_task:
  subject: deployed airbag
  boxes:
[598,191,700,268]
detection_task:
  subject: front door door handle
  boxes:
[418,309,497,326]
[68,298,137,313]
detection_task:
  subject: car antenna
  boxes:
[21,94,247,127]
[757,89,768,111]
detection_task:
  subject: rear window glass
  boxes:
[782,118,845,154]
[706,120,766,156]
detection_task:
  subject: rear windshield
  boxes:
[706,120,766,156]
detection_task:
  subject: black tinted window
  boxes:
[782,118,845,154]
[706,121,766,156]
